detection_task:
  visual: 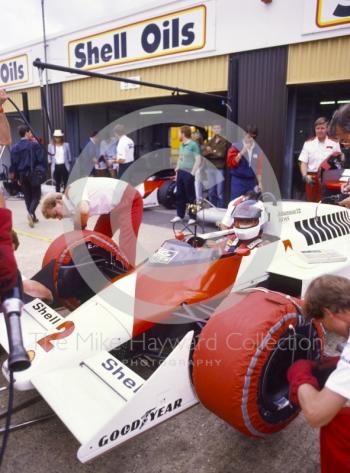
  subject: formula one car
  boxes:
[136,168,176,209]
[0,196,349,462]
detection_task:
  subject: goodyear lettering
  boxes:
[98,398,183,447]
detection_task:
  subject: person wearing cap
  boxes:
[48,129,72,192]
[298,117,340,202]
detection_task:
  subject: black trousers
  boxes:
[54,164,69,192]
[20,175,41,217]
[175,169,196,218]
[118,162,132,178]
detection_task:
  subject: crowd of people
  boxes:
[2,85,350,470]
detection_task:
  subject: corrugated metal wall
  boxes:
[287,36,350,84]
[231,46,288,183]
[3,87,41,113]
[48,82,65,131]
[63,55,229,106]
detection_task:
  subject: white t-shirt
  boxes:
[64,177,129,216]
[298,137,341,173]
[325,334,350,400]
[54,145,65,165]
[117,135,134,164]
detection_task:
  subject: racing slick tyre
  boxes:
[157,180,176,209]
[42,230,132,310]
[192,289,324,437]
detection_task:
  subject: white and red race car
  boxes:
[0,197,349,462]
[136,169,176,209]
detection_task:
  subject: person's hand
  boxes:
[303,174,314,185]
[340,196,350,208]
[341,182,350,194]
[0,89,8,107]
[287,359,319,406]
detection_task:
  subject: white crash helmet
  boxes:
[232,199,266,240]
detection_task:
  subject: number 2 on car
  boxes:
[37,321,75,352]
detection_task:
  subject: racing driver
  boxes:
[211,198,266,255]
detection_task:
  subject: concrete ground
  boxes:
[0,195,322,473]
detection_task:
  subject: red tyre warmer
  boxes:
[42,230,131,310]
[192,289,324,437]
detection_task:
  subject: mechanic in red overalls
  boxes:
[41,177,143,266]
[287,275,350,473]
[298,117,340,202]
[0,89,18,295]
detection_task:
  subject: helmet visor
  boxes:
[234,218,259,229]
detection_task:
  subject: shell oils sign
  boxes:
[68,5,207,71]
[316,0,350,27]
[0,54,29,87]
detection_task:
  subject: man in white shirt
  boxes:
[298,117,340,202]
[287,275,350,473]
[114,124,134,178]
[41,177,143,266]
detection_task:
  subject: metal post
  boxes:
[41,0,52,143]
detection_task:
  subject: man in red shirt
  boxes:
[0,89,18,294]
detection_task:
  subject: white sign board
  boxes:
[120,76,141,90]
[304,0,350,33]
[317,0,350,27]
[68,5,207,71]
[0,54,29,87]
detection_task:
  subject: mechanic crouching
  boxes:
[287,275,350,472]
[41,176,143,266]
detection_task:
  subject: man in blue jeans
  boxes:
[10,126,46,227]
[171,125,201,224]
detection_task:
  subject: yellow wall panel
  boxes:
[288,37,350,84]
[63,56,229,106]
[3,87,41,113]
